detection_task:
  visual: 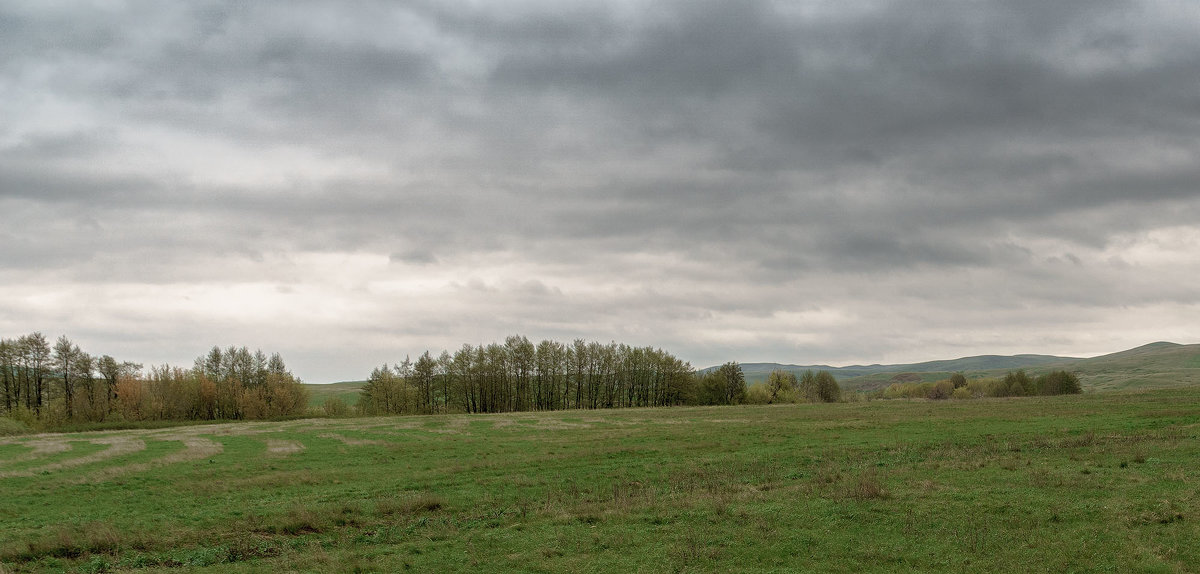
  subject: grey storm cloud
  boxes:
[2,0,1199,381]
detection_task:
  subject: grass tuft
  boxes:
[844,469,890,500]
[1,521,138,563]
[375,491,445,517]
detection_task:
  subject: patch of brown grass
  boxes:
[0,436,146,478]
[668,534,724,569]
[375,491,445,517]
[807,464,890,501]
[1,521,142,563]
[843,469,890,500]
[250,502,364,536]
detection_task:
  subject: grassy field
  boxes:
[303,381,363,409]
[1,389,1198,573]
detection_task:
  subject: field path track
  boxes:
[80,436,224,483]
[0,436,145,478]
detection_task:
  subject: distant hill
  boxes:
[715,342,1200,392]
[1057,342,1200,391]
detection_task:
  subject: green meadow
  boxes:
[1,388,1198,573]
[303,380,363,409]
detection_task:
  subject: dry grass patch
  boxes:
[236,469,323,490]
[0,436,146,478]
[83,436,224,482]
[808,464,891,501]
[375,491,445,517]
[265,439,305,456]
[0,437,71,468]
[25,438,73,456]
[846,470,889,500]
[316,432,386,446]
[1,521,147,563]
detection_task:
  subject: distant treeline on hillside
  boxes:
[875,370,1081,400]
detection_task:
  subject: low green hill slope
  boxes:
[304,380,364,408]
[1062,342,1200,391]
[731,342,1200,392]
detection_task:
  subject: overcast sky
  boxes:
[3,0,1199,382]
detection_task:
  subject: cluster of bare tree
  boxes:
[0,332,308,425]
[1,333,141,423]
[116,345,310,421]
[358,336,701,415]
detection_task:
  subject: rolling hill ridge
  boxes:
[709,341,1200,392]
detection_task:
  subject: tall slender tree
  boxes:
[53,335,80,419]
[413,351,437,414]
[0,338,15,413]
[24,333,51,415]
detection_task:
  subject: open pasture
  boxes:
[1,389,1199,573]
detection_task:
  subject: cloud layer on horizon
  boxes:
[3,0,1199,381]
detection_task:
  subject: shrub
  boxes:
[882,382,931,399]
[0,415,32,436]
[322,397,351,417]
[815,371,841,403]
[744,384,772,405]
[928,380,955,400]
[1004,370,1034,396]
[1036,371,1082,395]
[765,369,799,404]
[843,391,867,403]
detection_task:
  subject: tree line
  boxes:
[0,332,308,426]
[4,329,1084,429]
[876,369,1081,400]
[1,332,141,423]
[358,336,700,415]
[357,336,848,416]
